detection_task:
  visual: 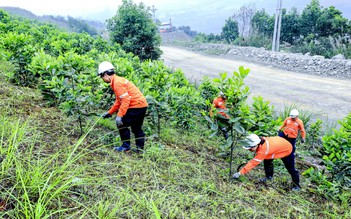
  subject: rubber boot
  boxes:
[114,142,130,152]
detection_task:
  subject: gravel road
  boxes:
[161,46,351,123]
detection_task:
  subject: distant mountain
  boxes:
[0,6,38,19]
[0,6,106,36]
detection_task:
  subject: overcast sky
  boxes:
[0,0,191,17]
[0,0,350,34]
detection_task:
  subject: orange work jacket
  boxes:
[239,137,292,175]
[279,117,305,138]
[212,97,229,118]
[107,75,148,117]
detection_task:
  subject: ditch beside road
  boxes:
[160,46,351,123]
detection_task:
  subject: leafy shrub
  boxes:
[166,86,204,130]
[321,113,351,187]
[234,33,272,49]
[303,167,351,204]
[107,0,161,60]
[198,76,219,103]
[247,96,281,136]
[308,119,323,150]
[1,32,37,86]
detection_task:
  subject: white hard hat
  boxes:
[242,134,261,149]
[98,61,114,76]
[290,109,299,118]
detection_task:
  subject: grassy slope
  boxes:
[0,71,349,218]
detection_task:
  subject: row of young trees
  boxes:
[0,0,350,203]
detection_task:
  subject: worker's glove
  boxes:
[116,116,123,127]
[232,172,241,179]
[301,138,306,143]
[102,112,112,119]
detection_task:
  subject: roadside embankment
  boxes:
[162,39,351,80]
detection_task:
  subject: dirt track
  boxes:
[161,46,351,123]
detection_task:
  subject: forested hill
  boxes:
[0,6,106,36]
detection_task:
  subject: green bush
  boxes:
[309,118,323,150]
[234,34,271,49]
[107,0,161,60]
[321,113,351,187]
[247,96,281,136]
[1,32,37,86]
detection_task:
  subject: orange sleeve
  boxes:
[108,99,121,115]
[239,151,266,175]
[107,77,131,117]
[107,81,121,115]
[279,118,287,130]
[299,120,306,138]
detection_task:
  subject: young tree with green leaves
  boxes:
[321,113,351,187]
[221,17,239,44]
[299,0,322,38]
[107,0,162,61]
[250,9,274,37]
[280,8,301,44]
[317,6,349,37]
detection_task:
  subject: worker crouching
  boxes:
[232,134,301,191]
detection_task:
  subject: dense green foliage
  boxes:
[107,0,162,60]
[186,0,351,58]
[251,0,351,57]
[252,0,351,50]
[321,113,351,187]
[251,9,274,37]
[221,17,239,44]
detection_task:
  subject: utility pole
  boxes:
[272,0,282,52]
[151,5,157,23]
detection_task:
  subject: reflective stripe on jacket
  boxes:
[239,137,292,175]
[279,117,305,138]
[107,75,148,117]
[212,97,229,118]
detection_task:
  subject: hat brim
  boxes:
[242,146,253,150]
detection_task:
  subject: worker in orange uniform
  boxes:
[232,134,301,191]
[98,61,148,153]
[211,91,230,139]
[278,109,306,153]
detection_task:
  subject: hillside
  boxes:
[0,61,349,218]
[0,7,106,35]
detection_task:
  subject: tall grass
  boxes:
[0,114,103,218]
[329,35,351,59]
